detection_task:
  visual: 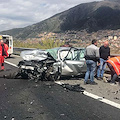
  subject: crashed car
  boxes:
[46,47,87,76]
[17,49,61,82]
[17,47,87,82]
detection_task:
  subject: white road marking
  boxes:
[5,61,18,68]
[5,61,120,109]
[84,91,120,109]
[55,81,120,109]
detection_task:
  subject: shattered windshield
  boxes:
[73,49,85,60]
[60,50,73,60]
[60,48,85,61]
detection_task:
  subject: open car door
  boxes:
[59,47,87,76]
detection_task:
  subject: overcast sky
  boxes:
[0,0,102,32]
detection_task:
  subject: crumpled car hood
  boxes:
[20,49,49,61]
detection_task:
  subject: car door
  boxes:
[60,48,87,76]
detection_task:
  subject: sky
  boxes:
[0,0,102,32]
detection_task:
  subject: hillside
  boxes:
[1,0,120,40]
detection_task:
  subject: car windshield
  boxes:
[60,50,73,60]
[73,49,85,60]
[60,48,85,61]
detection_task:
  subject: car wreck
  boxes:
[17,47,87,82]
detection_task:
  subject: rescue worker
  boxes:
[0,37,8,70]
[106,56,120,85]
[4,40,9,55]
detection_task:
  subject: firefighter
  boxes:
[0,36,8,70]
[106,56,120,85]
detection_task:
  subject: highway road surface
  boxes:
[0,55,119,120]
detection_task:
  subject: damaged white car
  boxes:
[17,47,87,82]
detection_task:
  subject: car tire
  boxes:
[49,72,61,81]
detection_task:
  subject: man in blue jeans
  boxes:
[84,39,100,85]
[97,41,110,80]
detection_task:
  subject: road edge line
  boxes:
[55,81,120,109]
[5,61,18,68]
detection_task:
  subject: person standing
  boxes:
[97,41,110,80]
[84,39,100,85]
[0,38,8,70]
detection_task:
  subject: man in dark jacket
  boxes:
[84,39,100,85]
[97,41,110,80]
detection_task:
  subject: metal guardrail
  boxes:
[13,47,36,55]
[13,47,120,57]
[110,54,120,57]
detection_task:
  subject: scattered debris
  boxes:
[21,101,25,104]
[25,116,33,119]
[11,117,15,120]
[114,91,118,95]
[40,112,44,114]
[112,91,119,95]
[60,114,65,116]
[30,100,35,105]
[4,116,7,119]
[61,84,85,93]
[97,97,105,100]
[114,97,119,100]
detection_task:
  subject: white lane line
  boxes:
[84,91,120,109]
[5,61,18,68]
[4,61,120,109]
[55,81,120,109]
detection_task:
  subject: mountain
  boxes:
[1,0,120,40]
[105,0,120,2]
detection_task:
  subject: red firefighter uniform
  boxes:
[106,56,120,76]
[0,42,8,70]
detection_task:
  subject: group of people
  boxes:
[0,36,8,71]
[84,39,120,86]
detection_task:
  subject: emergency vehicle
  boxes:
[0,35,13,57]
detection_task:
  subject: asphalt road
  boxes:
[0,60,120,120]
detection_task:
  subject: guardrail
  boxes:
[13,47,120,57]
[110,54,120,57]
[13,47,36,55]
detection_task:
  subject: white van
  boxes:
[1,35,13,57]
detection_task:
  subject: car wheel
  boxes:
[49,72,61,81]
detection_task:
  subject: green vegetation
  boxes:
[14,38,65,49]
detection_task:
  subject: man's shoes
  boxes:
[110,82,117,86]
[1,66,4,71]
[97,77,101,80]
[84,81,89,85]
[90,81,98,85]
[1,69,4,71]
